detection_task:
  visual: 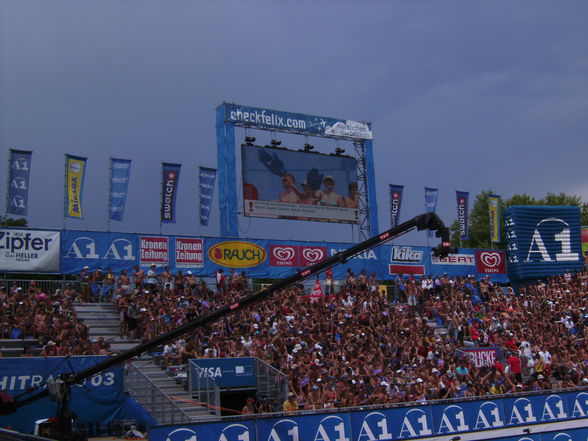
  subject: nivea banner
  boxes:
[389,184,403,228]
[109,158,131,221]
[161,163,181,223]
[199,167,216,227]
[7,149,32,217]
[0,229,60,272]
[149,390,588,441]
[456,190,469,240]
[65,154,87,219]
[505,206,583,281]
[0,356,124,434]
[425,187,438,238]
[222,102,373,140]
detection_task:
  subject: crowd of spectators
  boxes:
[2,265,588,411]
[0,281,115,356]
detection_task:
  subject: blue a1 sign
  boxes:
[505,206,583,281]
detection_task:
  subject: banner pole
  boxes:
[159,162,163,236]
[63,155,67,230]
[4,150,11,224]
[107,157,112,232]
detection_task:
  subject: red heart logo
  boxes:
[273,247,295,261]
[481,252,500,268]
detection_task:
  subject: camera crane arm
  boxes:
[5,211,453,413]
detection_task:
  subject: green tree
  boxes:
[0,216,28,227]
[450,190,505,249]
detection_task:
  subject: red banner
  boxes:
[269,245,298,267]
[476,250,506,274]
[299,246,326,267]
[175,238,203,268]
[140,236,169,266]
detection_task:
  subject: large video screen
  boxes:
[241,145,359,224]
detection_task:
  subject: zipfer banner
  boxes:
[7,149,32,217]
[161,163,181,223]
[0,229,60,272]
[65,154,87,218]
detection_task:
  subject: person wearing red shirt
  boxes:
[507,352,522,383]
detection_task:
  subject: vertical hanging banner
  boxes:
[489,193,501,243]
[425,187,438,238]
[456,191,470,241]
[199,167,216,226]
[109,158,131,221]
[7,149,32,217]
[389,184,404,228]
[65,155,87,219]
[161,163,181,223]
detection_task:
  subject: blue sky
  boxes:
[1,1,587,245]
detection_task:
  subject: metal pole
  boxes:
[159,162,163,236]
[63,155,68,230]
[107,157,112,232]
[4,149,12,224]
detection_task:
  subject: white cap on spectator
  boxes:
[416,378,423,383]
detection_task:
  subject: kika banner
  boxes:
[389,184,403,228]
[199,167,216,227]
[425,187,438,238]
[456,191,470,241]
[7,149,32,217]
[161,163,181,223]
[109,158,131,221]
[489,193,501,243]
[65,155,87,219]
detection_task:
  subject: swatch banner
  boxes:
[65,154,87,218]
[161,163,181,223]
[7,149,32,217]
[56,229,508,282]
[150,389,588,441]
[0,356,124,434]
[109,158,131,221]
[199,167,216,227]
[489,193,501,243]
[425,187,438,238]
[389,184,404,228]
[456,191,470,240]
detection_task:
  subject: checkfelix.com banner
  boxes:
[199,166,216,227]
[109,158,131,221]
[222,102,373,140]
[65,154,87,218]
[161,163,181,223]
[7,149,32,217]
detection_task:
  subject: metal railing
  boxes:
[188,360,221,417]
[124,363,192,425]
[255,358,288,413]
